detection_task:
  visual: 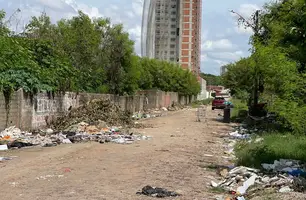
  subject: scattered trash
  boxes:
[0,144,8,151]
[36,174,64,180]
[136,185,181,198]
[236,174,257,195]
[0,156,12,161]
[9,182,18,187]
[218,125,306,198]
[0,124,152,149]
[279,186,292,193]
[261,159,305,176]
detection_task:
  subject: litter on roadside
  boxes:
[0,124,152,149]
[136,185,181,198]
[215,125,306,199]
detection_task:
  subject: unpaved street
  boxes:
[0,108,231,200]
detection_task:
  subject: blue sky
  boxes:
[0,0,268,75]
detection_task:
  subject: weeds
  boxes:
[235,132,306,168]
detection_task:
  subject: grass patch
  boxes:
[235,132,306,168]
[230,99,248,122]
[191,98,213,108]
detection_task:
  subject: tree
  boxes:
[200,73,222,86]
[259,0,306,72]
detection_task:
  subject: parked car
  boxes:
[212,97,226,110]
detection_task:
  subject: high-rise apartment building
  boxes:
[220,65,227,75]
[141,0,202,79]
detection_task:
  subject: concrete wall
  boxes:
[0,89,22,129]
[0,89,195,131]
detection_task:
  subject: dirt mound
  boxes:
[53,99,133,130]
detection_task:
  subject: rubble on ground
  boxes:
[0,99,157,151]
[212,125,306,199]
[0,123,152,149]
[53,99,133,130]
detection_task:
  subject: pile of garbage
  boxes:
[0,123,152,150]
[53,99,133,130]
[211,165,296,196]
[213,126,306,199]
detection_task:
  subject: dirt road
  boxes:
[0,107,232,200]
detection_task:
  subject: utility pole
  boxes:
[230,10,261,107]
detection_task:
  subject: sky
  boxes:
[0,0,268,75]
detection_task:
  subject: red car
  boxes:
[212,97,226,110]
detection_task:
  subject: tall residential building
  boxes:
[220,65,227,75]
[141,0,202,78]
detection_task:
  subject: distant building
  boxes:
[141,0,202,80]
[206,85,224,97]
[220,65,227,75]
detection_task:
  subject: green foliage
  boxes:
[200,73,222,85]
[235,133,306,168]
[223,0,306,134]
[0,10,200,101]
[221,58,255,99]
[138,58,201,95]
[260,0,306,72]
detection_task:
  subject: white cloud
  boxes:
[75,3,102,18]
[235,26,253,35]
[202,39,235,51]
[208,51,244,61]
[238,4,260,18]
[201,54,208,62]
[213,59,229,66]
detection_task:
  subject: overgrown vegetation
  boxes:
[235,133,306,168]
[222,0,306,134]
[0,10,200,99]
[222,0,306,166]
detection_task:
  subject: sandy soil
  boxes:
[0,107,233,200]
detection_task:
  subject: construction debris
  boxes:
[214,126,306,199]
[0,123,152,149]
[53,99,133,130]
